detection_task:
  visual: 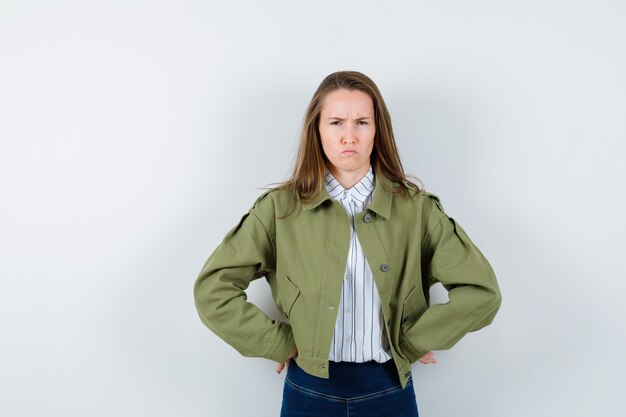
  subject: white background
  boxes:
[1,1,625,416]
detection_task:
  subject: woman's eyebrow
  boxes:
[326,116,373,120]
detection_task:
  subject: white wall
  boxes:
[1,1,624,416]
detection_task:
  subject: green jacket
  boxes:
[193,169,502,389]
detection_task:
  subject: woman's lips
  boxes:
[342,150,356,155]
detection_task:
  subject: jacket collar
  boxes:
[302,166,393,219]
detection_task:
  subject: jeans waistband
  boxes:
[287,357,403,398]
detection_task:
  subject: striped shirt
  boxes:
[324,165,393,363]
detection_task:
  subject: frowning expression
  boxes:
[318,88,375,178]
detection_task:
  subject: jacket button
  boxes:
[380,263,389,272]
[363,213,372,223]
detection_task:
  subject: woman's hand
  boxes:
[418,351,438,364]
[275,348,298,374]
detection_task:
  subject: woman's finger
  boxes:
[275,362,284,374]
[418,351,438,364]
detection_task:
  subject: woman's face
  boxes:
[318,88,375,179]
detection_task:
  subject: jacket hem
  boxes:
[293,352,413,390]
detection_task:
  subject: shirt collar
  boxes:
[302,165,393,219]
[323,165,374,204]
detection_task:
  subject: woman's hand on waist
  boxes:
[275,348,298,374]
[418,351,438,364]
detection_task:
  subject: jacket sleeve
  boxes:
[399,200,502,363]
[193,200,296,363]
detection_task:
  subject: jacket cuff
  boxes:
[265,321,296,363]
[399,335,427,364]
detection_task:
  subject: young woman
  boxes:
[194,71,502,417]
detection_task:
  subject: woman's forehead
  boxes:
[320,89,374,117]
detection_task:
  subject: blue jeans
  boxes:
[280,358,419,417]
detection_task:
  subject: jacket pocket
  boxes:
[279,275,300,319]
[401,285,428,329]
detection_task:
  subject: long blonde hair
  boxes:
[276,71,421,216]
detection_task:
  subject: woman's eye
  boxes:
[331,121,341,125]
[358,121,368,125]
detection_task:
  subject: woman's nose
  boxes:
[342,123,357,143]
